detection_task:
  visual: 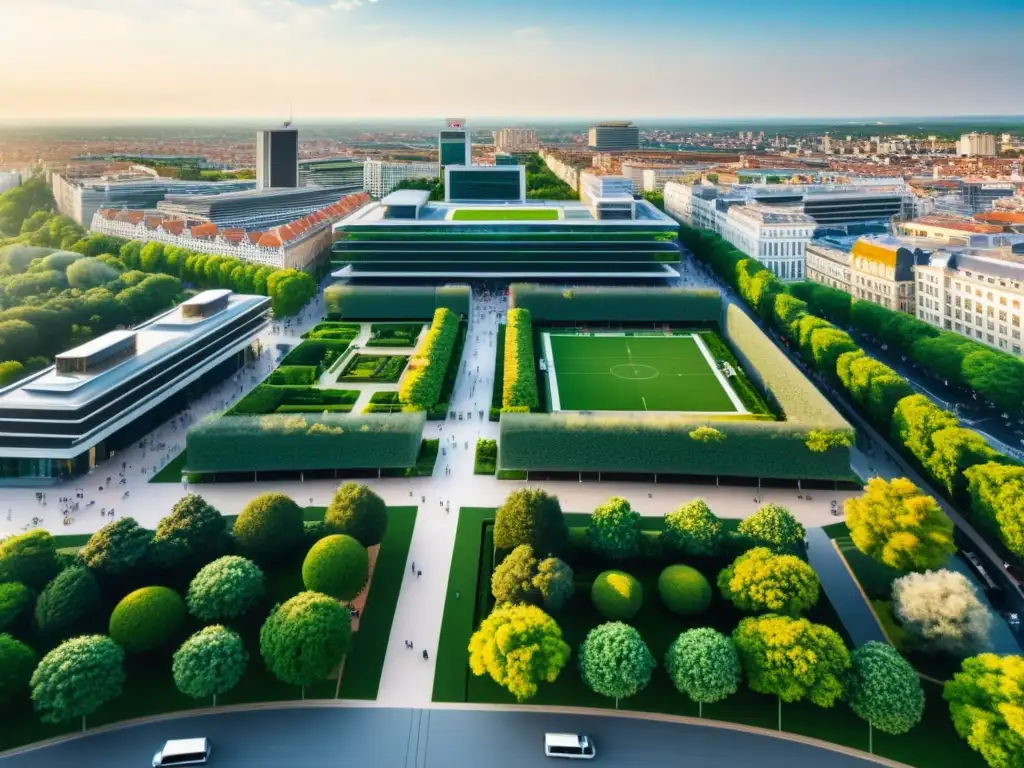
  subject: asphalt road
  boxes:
[0,707,886,768]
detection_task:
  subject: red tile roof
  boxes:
[975,211,1024,225]
[190,222,218,239]
[161,220,184,236]
[908,216,1002,234]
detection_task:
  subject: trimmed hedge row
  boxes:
[230,385,358,415]
[399,308,460,410]
[502,309,539,410]
[186,412,426,473]
[324,284,470,320]
[508,284,721,324]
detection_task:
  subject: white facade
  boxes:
[0,171,21,195]
[493,128,538,153]
[579,173,633,204]
[805,243,852,292]
[958,132,998,157]
[620,162,702,193]
[539,150,582,192]
[363,160,436,199]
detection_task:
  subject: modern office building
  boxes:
[363,160,436,199]
[915,244,1024,356]
[620,161,705,194]
[155,185,351,230]
[958,133,998,157]
[298,158,364,190]
[493,128,539,153]
[805,242,852,292]
[579,172,636,220]
[961,181,1018,213]
[439,120,471,174]
[850,235,935,314]
[256,129,299,190]
[587,122,640,152]
[445,165,526,203]
[0,290,270,482]
[0,171,20,195]
[495,153,519,166]
[331,190,680,280]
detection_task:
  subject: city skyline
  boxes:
[3,0,1024,120]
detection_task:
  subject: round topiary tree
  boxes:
[0,582,33,633]
[0,632,36,705]
[658,565,712,616]
[108,586,186,653]
[846,641,924,736]
[577,622,655,705]
[587,497,643,560]
[30,635,125,728]
[260,591,351,690]
[79,517,152,577]
[232,493,305,564]
[324,483,388,547]
[737,504,805,552]
[151,493,227,570]
[301,535,369,602]
[664,628,741,715]
[172,625,248,706]
[591,570,643,620]
[0,529,59,589]
[186,556,265,622]
[662,500,723,557]
[493,489,567,556]
[717,547,820,616]
[34,566,102,641]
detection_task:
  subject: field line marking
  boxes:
[642,396,648,411]
[690,332,747,414]
[542,332,561,411]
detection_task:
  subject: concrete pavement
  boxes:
[806,528,887,647]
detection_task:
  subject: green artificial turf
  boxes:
[545,332,740,413]
[451,208,559,221]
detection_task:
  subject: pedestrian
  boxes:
[417,570,422,578]
[411,561,416,573]
[422,649,429,660]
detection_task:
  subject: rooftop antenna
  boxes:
[283,100,293,129]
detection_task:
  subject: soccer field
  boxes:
[451,208,559,221]
[544,333,744,413]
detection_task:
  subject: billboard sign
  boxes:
[446,118,466,129]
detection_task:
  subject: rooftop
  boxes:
[730,203,815,226]
[906,215,1004,234]
[380,190,431,207]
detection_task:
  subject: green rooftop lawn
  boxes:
[451,208,559,221]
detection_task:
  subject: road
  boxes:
[0,706,894,768]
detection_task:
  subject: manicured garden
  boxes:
[452,209,560,221]
[474,439,497,475]
[366,323,424,348]
[337,354,408,383]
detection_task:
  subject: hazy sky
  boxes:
[3,0,1023,120]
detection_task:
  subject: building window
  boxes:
[1001,297,1007,306]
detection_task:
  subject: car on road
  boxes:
[545,733,596,759]
[152,737,212,766]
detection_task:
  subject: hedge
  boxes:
[186,412,426,473]
[279,339,350,371]
[399,308,460,409]
[325,284,470,319]
[508,284,721,324]
[230,385,358,415]
[502,309,539,410]
[267,366,317,386]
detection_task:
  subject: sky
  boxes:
[2,0,1023,121]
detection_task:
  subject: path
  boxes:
[806,528,887,647]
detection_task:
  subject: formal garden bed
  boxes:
[302,322,361,342]
[433,491,986,768]
[365,323,424,348]
[474,439,497,475]
[337,354,408,384]
[380,438,439,478]
[0,486,414,752]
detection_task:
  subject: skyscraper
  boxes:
[587,122,640,152]
[256,129,299,190]
[439,119,471,175]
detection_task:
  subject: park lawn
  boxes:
[451,209,559,221]
[474,439,497,475]
[150,451,195,484]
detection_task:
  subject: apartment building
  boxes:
[493,128,539,153]
[805,243,852,292]
[957,133,998,157]
[896,215,1004,244]
[362,160,436,199]
[849,235,935,314]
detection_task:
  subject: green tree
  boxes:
[944,653,1024,768]
[0,582,32,633]
[662,499,723,556]
[664,628,741,713]
[658,564,712,615]
[301,535,369,602]
[468,603,570,702]
[151,493,228,570]
[493,488,568,556]
[926,426,1005,500]
[0,529,59,589]
[108,586,186,653]
[891,394,957,468]
[34,566,102,641]
[138,241,166,272]
[892,569,992,656]
[31,635,125,727]
[0,360,25,386]
[172,625,248,706]
[733,614,850,707]
[533,556,575,613]
[260,592,351,689]
[809,327,859,376]
[965,462,1024,557]
[591,570,643,620]
[717,547,819,615]
[962,349,1024,412]
[0,320,37,362]
[232,493,305,564]
[772,293,809,336]
[846,641,924,736]
[79,517,152,576]
[0,633,35,704]
[910,335,974,386]
[186,556,265,622]
[66,257,119,289]
[491,544,541,605]
[587,496,643,560]
[737,504,805,552]
[578,622,655,705]
[844,477,955,572]
[324,482,388,547]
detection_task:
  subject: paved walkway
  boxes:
[806,528,887,647]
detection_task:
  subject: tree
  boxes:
[591,570,643,620]
[301,535,369,602]
[658,565,712,615]
[31,635,125,727]
[0,529,59,589]
[0,582,32,632]
[491,544,541,605]
[66,257,119,289]
[733,614,850,707]
[533,556,575,613]
[79,517,152,576]
[493,488,567,556]
[809,327,859,376]
[186,556,265,622]
[0,633,34,705]
[0,360,24,386]
[151,493,228,570]
[737,504,805,552]
[962,349,1024,412]
[773,293,809,335]
[892,569,992,656]
[33,566,102,641]
[578,622,655,704]
[664,628,741,713]
[944,653,1024,768]
[260,592,351,689]
[891,394,957,468]
[717,547,819,615]
[662,499,723,556]
[846,641,924,736]
[172,625,248,706]
[109,586,186,653]
[844,477,955,572]
[587,497,643,560]
[926,426,1005,500]
[324,483,388,547]
[965,462,1024,557]
[232,493,305,564]
[468,603,570,702]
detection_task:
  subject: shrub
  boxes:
[172,625,248,704]
[591,570,643,620]
[493,488,567,556]
[846,641,925,735]
[151,493,227,570]
[187,556,265,622]
[665,628,741,705]
[30,635,124,725]
[0,582,32,632]
[108,586,186,653]
[268,366,318,386]
[79,517,152,576]
[534,557,575,612]
[945,654,1024,768]
[260,592,351,687]
[658,565,712,615]
[662,500,723,556]
[587,497,643,560]
[232,493,305,563]
[33,567,101,640]
[0,529,59,589]
[717,547,820,616]
[892,569,992,656]
[737,504,805,551]
[301,535,369,602]
[0,633,35,704]
[324,482,388,547]
[502,308,539,410]
[577,622,655,702]
[399,307,460,409]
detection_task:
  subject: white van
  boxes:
[152,738,212,767]
[544,733,596,759]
